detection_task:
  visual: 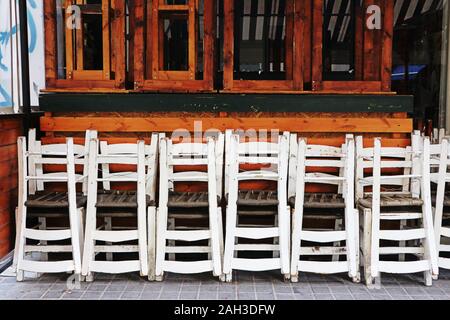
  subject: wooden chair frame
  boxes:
[356,135,438,287]
[223,131,290,282]
[311,0,393,93]
[44,0,126,90]
[155,135,224,280]
[82,136,159,280]
[132,0,216,92]
[13,129,96,278]
[288,134,359,282]
[430,137,450,271]
[15,136,85,281]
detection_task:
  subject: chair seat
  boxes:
[289,193,345,209]
[25,191,87,209]
[358,194,424,208]
[96,190,154,209]
[167,192,220,208]
[237,190,279,206]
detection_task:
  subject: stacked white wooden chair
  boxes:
[223,130,290,282]
[155,134,224,280]
[15,129,96,281]
[82,134,159,281]
[288,135,359,282]
[356,135,438,287]
[430,136,450,271]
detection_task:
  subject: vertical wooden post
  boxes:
[311,0,323,91]
[223,0,234,90]
[381,0,393,91]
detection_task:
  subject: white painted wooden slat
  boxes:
[24,245,73,253]
[298,261,349,274]
[234,227,279,240]
[24,228,72,241]
[378,260,430,274]
[162,260,214,274]
[92,230,139,242]
[380,212,422,220]
[234,244,279,251]
[237,170,278,181]
[89,261,141,274]
[300,230,347,243]
[169,171,208,182]
[165,230,211,241]
[238,142,279,155]
[165,246,211,253]
[440,227,450,238]
[94,245,139,253]
[305,159,345,167]
[238,156,278,164]
[379,247,424,255]
[231,258,281,271]
[19,260,75,273]
[169,158,209,166]
[439,244,450,252]
[305,145,343,157]
[379,229,426,241]
[171,142,208,156]
[300,246,347,255]
[439,257,450,269]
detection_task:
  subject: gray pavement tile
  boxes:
[100,291,123,300]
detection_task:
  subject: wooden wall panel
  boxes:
[0,116,22,259]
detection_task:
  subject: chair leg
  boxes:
[155,207,168,278]
[399,219,407,262]
[38,217,49,262]
[332,218,342,262]
[69,207,83,277]
[424,270,433,286]
[138,205,149,277]
[217,208,225,282]
[290,207,302,282]
[16,204,28,282]
[279,206,290,279]
[168,218,175,261]
[104,217,113,262]
[209,206,222,278]
[223,205,237,282]
[362,208,372,287]
[147,206,156,281]
[273,215,280,259]
[81,206,96,281]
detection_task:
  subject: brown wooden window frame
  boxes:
[44,0,127,91]
[132,0,216,93]
[222,0,304,93]
[311,0,393,93]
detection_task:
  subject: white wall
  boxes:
[0,0,45,113]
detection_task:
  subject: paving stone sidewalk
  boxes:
[1,269,450,300]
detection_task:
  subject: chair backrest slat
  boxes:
[288,135,354,199]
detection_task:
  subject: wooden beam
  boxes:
[40,116,412,133]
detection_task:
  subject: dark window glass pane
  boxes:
[164,0,188,4]
[322,0,357,81]
[233,0,289,80]
[81,13,103,70]
[162,18,189,71]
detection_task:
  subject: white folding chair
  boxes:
[155,134,224,280]
[15,135,88,281]
[356,135,438,287]
[223,131,290,282]
[82,135,159,281]
[13,129,96,273]
[430,137,450,271]
[289,135,359,282]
